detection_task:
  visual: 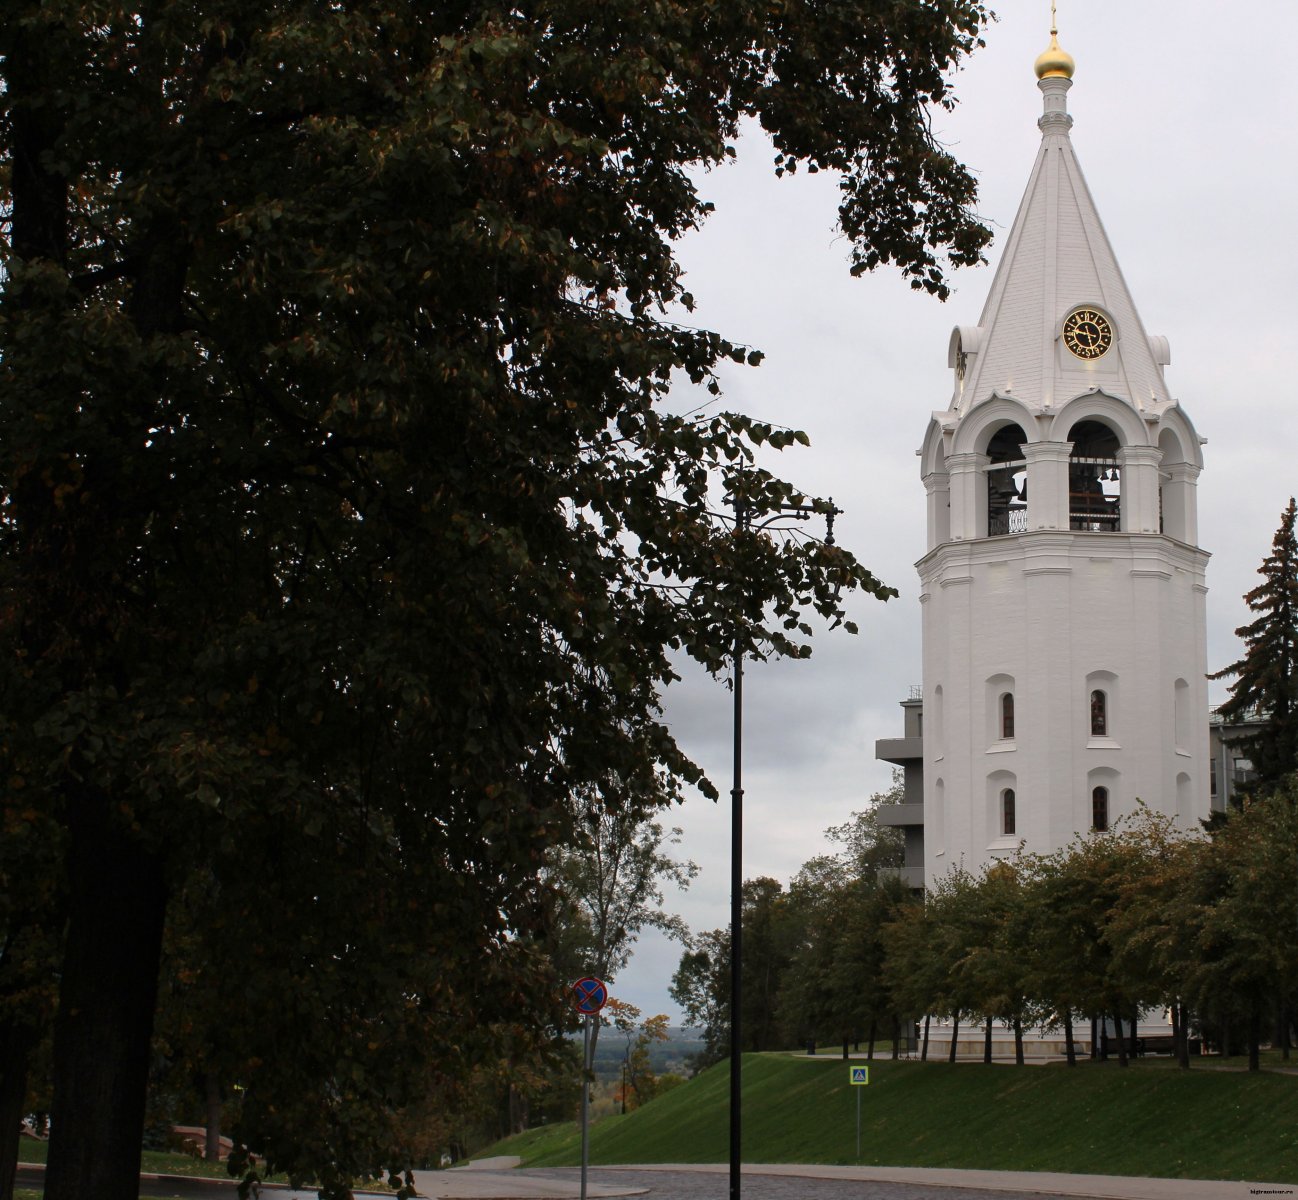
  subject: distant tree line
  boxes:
[670,498,1298,1077]
[672,785,1298,1075]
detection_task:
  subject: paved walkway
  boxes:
[415,1161,1293,1200]
[19,1157,1289,1200]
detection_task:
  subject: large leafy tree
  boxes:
[778,781,913,1058]
[1186,789,1298,1070]
[823,770,906,877]
[547,805,696,1057]
[1212,498,1298,790]
[0,804,62,1200]
[1,2,992,1196]
[669,876,801,1063]
[669,926,731,1068]
[1103,811,1206,1070]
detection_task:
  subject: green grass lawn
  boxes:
[482,1052,1298,1183]
[17,1139,402,1191]
[18,1139,239,1179]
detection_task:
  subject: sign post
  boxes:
[849,1065,869,1158]
[571,977,609,1200]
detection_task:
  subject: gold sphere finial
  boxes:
[1035,2,1075,79]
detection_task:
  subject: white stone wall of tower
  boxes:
[919,64,1211,886]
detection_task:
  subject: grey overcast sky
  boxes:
[605,1,1298,1022]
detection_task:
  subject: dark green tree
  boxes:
[880,899,944,1060]
[669,876,801,1064]
[915,867,983,1062]
[823,771,906,877]
[1211,498,1298,790]
[547,806,696,1059]
[964,862,1037,1065]
[1186,788,1298,1070]
[1102,812,1205,1070]
[739,877,798,1052]
[776,853,847,1052]
[669,927,731,1069]
[0,802,62,1200]
[830,874,917,1059]
[1,2,991,1195]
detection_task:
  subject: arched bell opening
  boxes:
[1067,419,1121,532]
[986,423,1028,537]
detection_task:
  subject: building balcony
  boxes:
[877,865,925,889]
[1209,704,1268,726]
[876,802,924,828]
[875,736,922,765]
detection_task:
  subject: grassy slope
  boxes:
[17,1140,239,1178]
[486,1053,1298,1183]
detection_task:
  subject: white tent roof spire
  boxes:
[945,19,1172,419]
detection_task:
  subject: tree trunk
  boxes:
[1129,1007,1140,1059]
[982,1017,992,1064]
[1248,1004,1261,1072]
[1091,1014,1099,1060]
[203,1073,223,1162]
[1064,1011,1076,1066]
[1013,1016,1024,1066]
[507,1082,530,1134]
[1177,1003,1191,1070]
[866,1019,876,1061]
[948,1011,960,1064]
[921,1014,930,1062]
[44,793,169,1200]
[1113,1012,1129,1068]
[841,1036,849,1061]
[0,1020,33,1200]
[890,1016,900,1060]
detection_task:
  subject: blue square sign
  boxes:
[850,1066,869,1085]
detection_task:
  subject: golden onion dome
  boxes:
[1034,31,1075,79]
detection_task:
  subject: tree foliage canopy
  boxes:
[1,1,994,1194]
[1212,498,1298,788]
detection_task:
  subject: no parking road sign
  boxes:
[850,1066,869,1085]
[572,977,609,1200]
[570,976,609,1015]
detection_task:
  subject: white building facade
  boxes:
[917,37,1211,886]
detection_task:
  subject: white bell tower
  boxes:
[918,26,1210,883]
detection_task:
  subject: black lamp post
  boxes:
[728,492,840,1200]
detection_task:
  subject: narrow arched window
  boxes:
[1092,786,1109,832]
[1001,693,1015,740]
[1090,690,1107,738]
[1002,788,1016,836]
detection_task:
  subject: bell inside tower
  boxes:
[1067,420,1121,531]
[986,424,1028,536]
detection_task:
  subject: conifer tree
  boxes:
[1212,498,1298,790]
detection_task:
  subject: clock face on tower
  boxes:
[1061,307,1114,360]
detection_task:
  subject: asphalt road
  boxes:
[9,1163,1079,1199]
[19,1162,1281,1200]
[538,1167,1077,1200]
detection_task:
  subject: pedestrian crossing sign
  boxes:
[850,1066,869,1086]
